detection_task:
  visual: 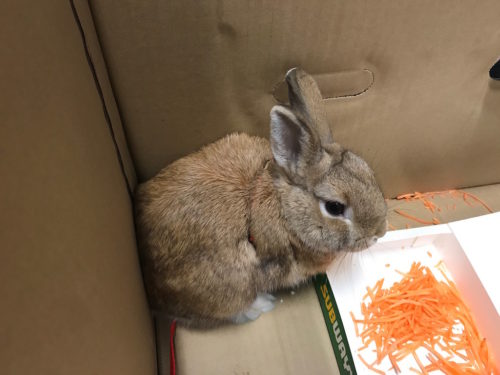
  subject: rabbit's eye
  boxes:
[319,199,348,219]
[324,201,345,216]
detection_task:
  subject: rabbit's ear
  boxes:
[270,105,321,178]
[285,68,333,146]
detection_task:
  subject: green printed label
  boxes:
[314,274,357,375]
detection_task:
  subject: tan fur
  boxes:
[134,68,387,327]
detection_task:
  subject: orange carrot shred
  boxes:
[352,262,498,374]
[412,351,428,375]
[394,209,436,225]
[388,353,401,374]
[434,259,444,268]
[393,190,493,228]
[358,354,386,375]
[463,192,474,206]
[462,191,494,213]
[350,311,360,337]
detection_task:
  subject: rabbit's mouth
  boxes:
[346,236,378,252]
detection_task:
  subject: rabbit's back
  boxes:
[135,133,272,317]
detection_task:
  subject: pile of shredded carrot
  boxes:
[351,262,498,374]
[388,190,494,230]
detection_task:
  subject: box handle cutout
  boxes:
[273,69,374,104]
[490,59,500,80]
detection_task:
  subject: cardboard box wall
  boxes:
[2,1,500,374]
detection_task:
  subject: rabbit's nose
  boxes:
[369,236,378,246]
[375,221,387,238]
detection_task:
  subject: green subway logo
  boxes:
[314,274,357,375]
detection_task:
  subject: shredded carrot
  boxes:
[462,191,494,213]
[412,351,428,375]
[434,259,444,269]
[350,311,360,337]
[352,262,498,374]
[396,192,418,200]
[393,190,493,228]
[388,353,401,374]
[426,251,432,258]
[358,354,386,375]
[388,223,397,231]
[394,210,436,225]
[385,264,391,268]
[463,192,474,206]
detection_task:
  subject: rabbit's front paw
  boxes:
[231,293,276,324]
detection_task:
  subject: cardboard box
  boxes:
[315,213,500,374]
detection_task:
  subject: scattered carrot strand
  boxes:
[394,209,436,225]
[350,311,360,337]
[412,351,428,375]
[396,192,418,200]
[358,354,386,375]
[434,260,444,269]
[352,262,498,374]
[393,190,493,228]
[388,353,401,374]
[463,192,474,206]
[462,191,494,213]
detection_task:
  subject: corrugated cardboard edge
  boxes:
[72,0,137,193]
[314,274,357,375]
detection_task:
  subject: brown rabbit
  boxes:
[135,68,387,327]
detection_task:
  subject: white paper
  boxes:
[326,213,500,374]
